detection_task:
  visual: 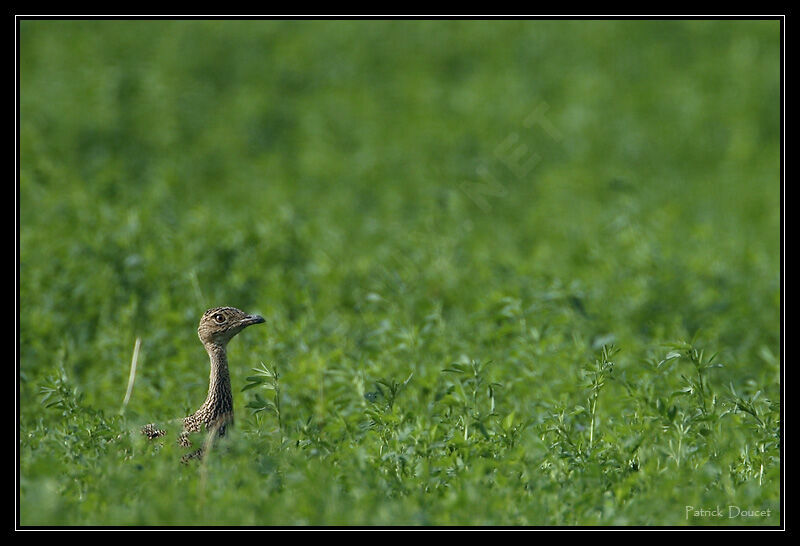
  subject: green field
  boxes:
[19,19,781,526]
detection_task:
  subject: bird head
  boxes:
[197,306,265,346]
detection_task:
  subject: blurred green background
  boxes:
[19,20,780,526]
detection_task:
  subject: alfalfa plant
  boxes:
[726,383,780,486]
[243,361,284,442]
[656,340,728,464]
[362,373,414,451]
[658,340,724,416]
[441,359,502,442]
[582,344,619,451]
[540,345,618,469]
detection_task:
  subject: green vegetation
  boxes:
[19,19,781,526]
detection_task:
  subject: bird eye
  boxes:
[213,314,226,324]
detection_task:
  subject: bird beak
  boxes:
[242,314,266,326]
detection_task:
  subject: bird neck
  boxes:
[201,342,233,415]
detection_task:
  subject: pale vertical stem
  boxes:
[120,337,142,414]
[189,270,206,309]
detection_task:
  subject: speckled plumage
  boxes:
[142,306,265,461]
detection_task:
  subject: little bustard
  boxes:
[142,306,265,460]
